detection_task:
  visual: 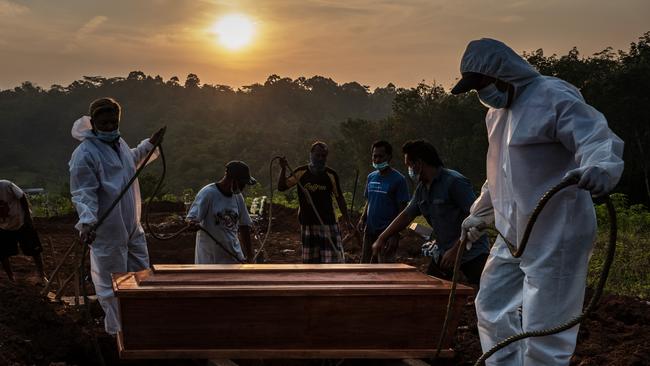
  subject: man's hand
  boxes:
[356,218,365,233]
[564,166,611,197]
[440,246,459,270]
[279,157,289,169]
[80,224,96,245]
[371,237,385,256]
[186,219,201,232]
[372,235,396,257]
[343,219,354,234]
[149,126,166,146]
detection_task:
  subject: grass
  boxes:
[29,187,649,299]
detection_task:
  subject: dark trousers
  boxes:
[426,253,488,286]
[361,229,399,263]
[0,223,43,259]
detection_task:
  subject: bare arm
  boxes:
[336,193,351,225]
[277,164,289,191]
[19,196,33,226]
[357,201,368,231]
[239,226,254,263]
[377,208,415,243]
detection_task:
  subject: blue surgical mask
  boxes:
[95,129,120,143]
[477,83,508,109]
[373,161,389,170]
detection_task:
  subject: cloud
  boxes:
[76,15,108,40]
[498,15,525,23]
[63,15,108,53]
[0,0,29,17]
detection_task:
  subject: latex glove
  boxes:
[79,224,96,245]
[564,166,611,197]
[460,215,488,245]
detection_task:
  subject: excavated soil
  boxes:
[1,203,648,365]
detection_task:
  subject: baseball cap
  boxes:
[450,72,485,95]
[225,161,257,185]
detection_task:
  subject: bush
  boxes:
[28,193,74,217]
[590,194,650,298]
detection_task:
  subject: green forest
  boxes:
[1,32,649,207]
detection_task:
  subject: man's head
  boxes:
[225,160,257,194]
[452,72,515,109]
[89,97,121,132]
[371,140,392,170]
[309,141,329,173]
[401,139,443,182]
[450,38,540,109]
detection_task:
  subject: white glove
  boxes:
[460,215,488,246]
[564,166,611,197]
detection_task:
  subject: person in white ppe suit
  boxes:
[69,97,164,335]
[450,39,624,365]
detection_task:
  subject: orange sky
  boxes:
[1,0,648,91]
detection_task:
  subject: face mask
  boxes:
[373,161,389,170]
[408,166,420,182]
[477,83,508,109]
[309,154,326,173]
[231,180,245,195]
[95,129,120,143]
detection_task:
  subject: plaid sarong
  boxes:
[300,224,343,263]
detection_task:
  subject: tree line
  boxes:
[1,32,648,206]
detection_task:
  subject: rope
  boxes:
[252,156,283,262]
[69,134,164,366]
[142,145,245,263]
[430,176,617,365]
[282,159,347,263]
[473,180,617,365]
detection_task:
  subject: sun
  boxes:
[211,14,255,50]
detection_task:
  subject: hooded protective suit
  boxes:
[69,116,159,335]
[460,39,624,365]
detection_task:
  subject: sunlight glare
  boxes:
[211,14,255,50]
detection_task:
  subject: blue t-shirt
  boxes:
[364,168,410,233]
[405,168,489,263]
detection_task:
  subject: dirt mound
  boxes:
[3,205,650,365]
[0,281,94,366]
[572,294,650,365]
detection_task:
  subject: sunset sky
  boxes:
[1,0,648,91]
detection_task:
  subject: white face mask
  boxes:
[373,161,389,170]
[230,180,242,195]
[478,83,509,109]
[408,164,421,182]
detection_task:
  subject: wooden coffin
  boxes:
[113,264,473,359]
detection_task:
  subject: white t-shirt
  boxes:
[0,180,25,231]
[187,183,252,264]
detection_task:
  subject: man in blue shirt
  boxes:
[372,139,489,285]
[357,141,410,263]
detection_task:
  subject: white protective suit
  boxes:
[461,39,624,365]
[69,116,159,335]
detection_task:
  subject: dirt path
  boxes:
[1,204,648,365]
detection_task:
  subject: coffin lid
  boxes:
[113,264,473,297]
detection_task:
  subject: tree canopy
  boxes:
[1,32,648,206]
